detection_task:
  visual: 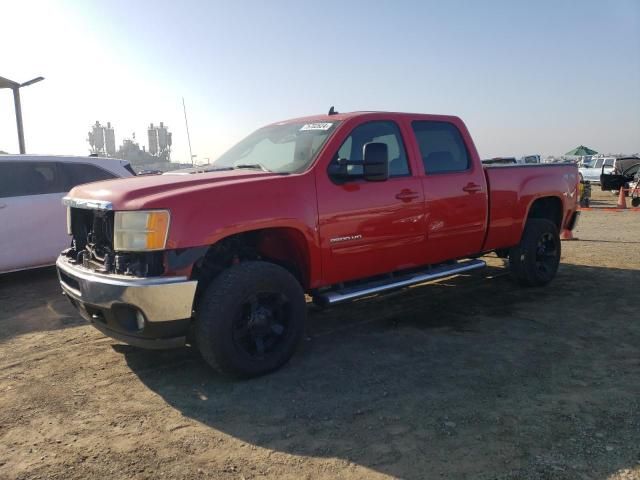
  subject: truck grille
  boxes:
[70,207,114,255]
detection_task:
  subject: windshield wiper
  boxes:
[233,163,272,172]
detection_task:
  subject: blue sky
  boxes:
[1,0,639,161]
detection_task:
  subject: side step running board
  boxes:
[313,259,486,306]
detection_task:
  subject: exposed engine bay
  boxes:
[62,208,164,277]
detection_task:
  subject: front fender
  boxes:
[156,173,323,287]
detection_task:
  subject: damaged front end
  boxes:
[62,200,164,277]
[57,198,198,349]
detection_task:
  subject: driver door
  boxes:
[316,120,425,285]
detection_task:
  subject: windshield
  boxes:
[213,121,340,174]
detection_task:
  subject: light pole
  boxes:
[0,75,45,154]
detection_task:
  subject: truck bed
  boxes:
[482,163,579,252]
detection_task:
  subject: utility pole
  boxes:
[0,75,44,154]
[182,96,194,166]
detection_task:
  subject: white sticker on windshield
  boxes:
[300,122,333,131]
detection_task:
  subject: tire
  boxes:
[632,197,640,208]
[508,219,561,287]
[196,261,306,378]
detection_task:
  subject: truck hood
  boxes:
[67,168,278,210]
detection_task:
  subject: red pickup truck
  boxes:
[57,111,579,377]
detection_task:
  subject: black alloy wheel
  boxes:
[232,293,291,359]
[509,219,561,287]
[196,261,306,377]
[534,231,559,278]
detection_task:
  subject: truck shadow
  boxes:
[0,266,83,342]
[576,239,640,245]
[121,262,640,479]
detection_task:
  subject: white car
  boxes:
[0,155,134,274]
[578,157,615,183]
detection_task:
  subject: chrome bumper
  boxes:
[56,256,197,323]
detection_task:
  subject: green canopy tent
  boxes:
[565,145,598,156]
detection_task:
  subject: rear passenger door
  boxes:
[411,121,488,263]
[0,161,71,271]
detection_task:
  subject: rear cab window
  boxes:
[411,121,470,174]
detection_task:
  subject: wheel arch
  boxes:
[524,196,563,231]
[190,226,314,300]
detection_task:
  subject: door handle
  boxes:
[395,190,420,202]
[0,203,6,209]
[462,183,482,193]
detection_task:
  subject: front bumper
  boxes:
[56,256,197,349]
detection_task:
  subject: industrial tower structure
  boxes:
[87,121,116,156]
[147,122,172,162]
[86,120,178,171]
[88,121,171,162]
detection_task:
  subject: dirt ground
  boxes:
[1,189,639,480]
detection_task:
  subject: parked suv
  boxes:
[0,155,134,273]
[579,157,614,183]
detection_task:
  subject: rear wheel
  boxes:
[509,219,561,287]
[196,261,306,377]
[632,197,640,207]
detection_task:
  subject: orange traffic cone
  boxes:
[561,229,577,241]
[617,188,627,209]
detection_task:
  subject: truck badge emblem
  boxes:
[330,234,363,244]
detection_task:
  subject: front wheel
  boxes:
[508,219,561,287]
[196,261,306,378]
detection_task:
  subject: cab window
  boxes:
[332,121,410,177]
[412,121,470,174]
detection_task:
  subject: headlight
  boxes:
[113,210,170,251]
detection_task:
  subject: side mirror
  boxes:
[327,157,349,179]
[363,142,389,182]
